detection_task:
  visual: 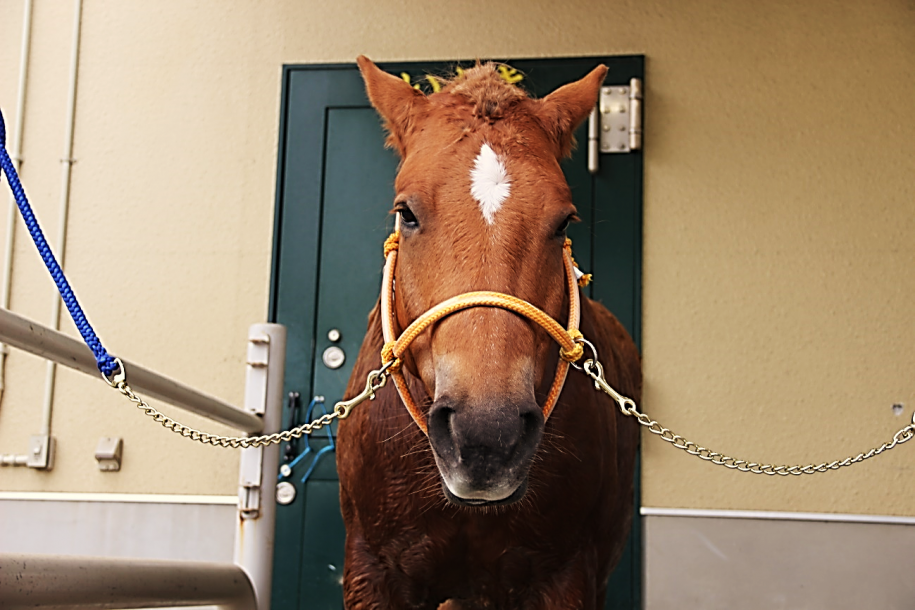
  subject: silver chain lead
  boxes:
[582,358,915,475]
[102,358,391,449]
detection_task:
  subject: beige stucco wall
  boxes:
[0,1,912,516]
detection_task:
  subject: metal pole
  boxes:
[0,553,257,610]
[234,323,285,610]
[0,0,35,403]
[39,0,84,442]
[0,306,263,433]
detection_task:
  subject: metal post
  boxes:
[234,323,285,609]
[0,0,35,404]
[0,553,257,610]
[34,0,84,470]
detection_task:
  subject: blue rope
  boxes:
[0,108,118,376]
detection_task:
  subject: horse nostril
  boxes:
[428,404,457,460]
[515,405,544,457]
[520,408,542,441]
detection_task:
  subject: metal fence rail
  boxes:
[0,553,257,610]
[0,306,263,434]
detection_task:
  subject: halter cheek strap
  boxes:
[379,224,590,435]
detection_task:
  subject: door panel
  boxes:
[312,108,398,412]
[270,57,643,609]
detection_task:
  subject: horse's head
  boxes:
[358,57,606,506]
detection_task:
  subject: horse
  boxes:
[335,56,641,609]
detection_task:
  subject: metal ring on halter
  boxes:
[568,337,598,370]
[376,358,395,376]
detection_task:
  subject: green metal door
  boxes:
[269,57,644,609]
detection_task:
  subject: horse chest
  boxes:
[384,519,584,605]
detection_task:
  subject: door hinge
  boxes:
[588,77,643,173]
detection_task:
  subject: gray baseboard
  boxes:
[644,510,915,610]
[0,494,236,562]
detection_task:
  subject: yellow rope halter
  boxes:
[377,230,592,434]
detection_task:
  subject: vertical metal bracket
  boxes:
[238,334,271,519]
[599,78,643,154]
[238,445,263,519]
[244,336,270,416]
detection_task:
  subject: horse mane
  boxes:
[440,63,528,122]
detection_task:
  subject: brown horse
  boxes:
[336,56,640,609]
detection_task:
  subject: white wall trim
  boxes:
[642,506,915,526]
[0,491,238,505]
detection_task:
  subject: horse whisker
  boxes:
[381,421,417,443]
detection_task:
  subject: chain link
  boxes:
[103,359,391,449]
[582,359,915,475]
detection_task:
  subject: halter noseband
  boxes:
[379,220,590,435]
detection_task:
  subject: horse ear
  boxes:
[357,55,428,156]
[535,65,608,158]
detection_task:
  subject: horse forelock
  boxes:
[440,63,529,123]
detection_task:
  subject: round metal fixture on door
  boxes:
[327,329,341,342]
[276,481,297,505]
[322,345,345,369]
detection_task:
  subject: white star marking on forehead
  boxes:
[470,143,511,225]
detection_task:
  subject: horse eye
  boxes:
[555,214,575,237]
[399,207,419,229]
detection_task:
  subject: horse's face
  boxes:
[359,57,605,506]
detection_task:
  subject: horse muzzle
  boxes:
[427,394,544,506]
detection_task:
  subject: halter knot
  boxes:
[563,238,593,287]
[560,328,585,362]
[380,341,402,372]
[383,231,400,258]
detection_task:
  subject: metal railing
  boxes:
[0,554,257,610]
[0,314,285,609]
[0,307,263,433]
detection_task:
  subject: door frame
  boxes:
[269,55,644,609]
